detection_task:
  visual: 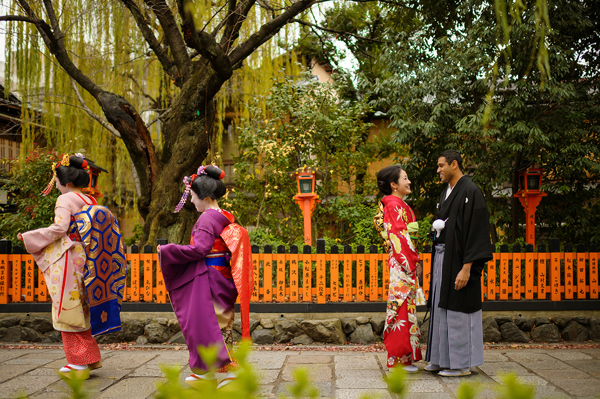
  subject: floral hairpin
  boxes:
[174,166,207,212]
[41,154,70,196]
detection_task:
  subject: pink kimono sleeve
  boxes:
[21,202,72,254]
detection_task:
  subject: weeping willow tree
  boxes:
[1,0,331,244]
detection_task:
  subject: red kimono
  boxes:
[380,195,422,367]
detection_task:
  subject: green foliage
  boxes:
[124,223,144,247]
[370,0,600,246]
[59,371,89,399]
[494,373,535,399]
[0,147,60,245]
[227,73,399,248]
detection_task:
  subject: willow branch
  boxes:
[229,0,315,66]
[13,1,104,98]
[70,79,122,139]
[120,0,179,83]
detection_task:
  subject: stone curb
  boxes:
[2,314,599,345]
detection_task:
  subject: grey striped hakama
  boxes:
[425,244,484,369]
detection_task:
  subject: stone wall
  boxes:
[2,314,599,345]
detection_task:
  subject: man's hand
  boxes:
[455,262,472,290]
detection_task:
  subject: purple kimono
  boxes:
[159,209,238,372]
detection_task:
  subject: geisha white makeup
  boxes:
[190,190,207,212]
[55,178,69,194]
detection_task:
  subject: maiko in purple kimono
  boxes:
[159,208,236,372]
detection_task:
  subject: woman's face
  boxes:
[55,178,70,194]
[190,190,207,212]
[396,170,412,197]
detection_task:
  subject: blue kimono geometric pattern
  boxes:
[74,206,126,336]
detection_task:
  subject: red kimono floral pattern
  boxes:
[380,195,422,367]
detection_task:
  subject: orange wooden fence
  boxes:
[1,243,598,305]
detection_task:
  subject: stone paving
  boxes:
[0,346,599,399]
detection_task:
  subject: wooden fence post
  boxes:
[10,245,22,302]
[576,244,587,299]
[549,238,561,301]
[276,245,286,302]
[356,245,365,302]
[142,244,153,302]
[129,245,140,302]
[251,245,259,301]
[538,244,548,299]
[369,245,378,301]
[330,245,339,302]
[422,245,431,301]
[156,238,167,303]
[590,244,598,299]
[0,239,10,304]
[500,244,509,300]
[263,245,273,302]
[343,245,353,302]
[289,245,299,301]
[302,245,312,302]
[316,239,326,304]
[512,244,522,300]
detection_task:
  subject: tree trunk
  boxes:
[140,67,228,246]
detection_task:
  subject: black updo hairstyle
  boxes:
[55,156,90,188]
[376,165,404,196]
[191,165,227,200]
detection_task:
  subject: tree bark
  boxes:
[140,67,229,246]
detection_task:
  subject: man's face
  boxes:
[437,157,454,183]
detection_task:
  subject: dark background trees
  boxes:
[297,0,600,246]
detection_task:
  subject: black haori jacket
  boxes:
[429,176,494,313]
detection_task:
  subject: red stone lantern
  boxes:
[514,164,546,246]
[290,166,322,245]
[81,159,108,199]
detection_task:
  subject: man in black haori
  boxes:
[425,150,493,377]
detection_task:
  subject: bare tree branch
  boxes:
[219,0,256,54]
[291,19,386,43]
[0,15,36,23]
[177,0,232,79]
[70,78,122,139]
[120,0,179,84]
[145,0,192,80]
[228,0,315,67]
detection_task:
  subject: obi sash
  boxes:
[74,205,126,336]
[221,224,253,340]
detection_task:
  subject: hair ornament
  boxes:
[174,167,204,213]
[173,165,224,212]
[41,154,70,196]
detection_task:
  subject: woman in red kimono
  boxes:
[374,165,422,372]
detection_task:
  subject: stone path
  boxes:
[0,346,599,398]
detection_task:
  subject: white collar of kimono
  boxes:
[445,184,454,200]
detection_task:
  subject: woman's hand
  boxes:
[17,233,23,242]
[157,245,161,254]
